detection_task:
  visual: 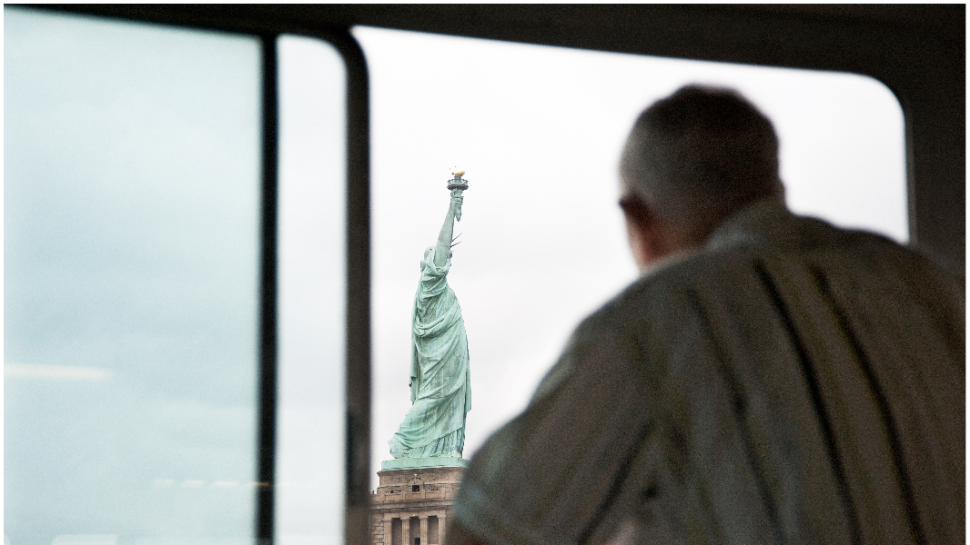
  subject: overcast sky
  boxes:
[6,8,264,544]
[353,26,906,488]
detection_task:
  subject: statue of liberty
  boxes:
[388,168,471,462]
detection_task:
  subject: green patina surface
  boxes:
[387,183,471,467]
[381,457,468,472]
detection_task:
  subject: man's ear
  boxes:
[620,195,665,270]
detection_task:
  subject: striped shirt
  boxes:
[452,198,964,545]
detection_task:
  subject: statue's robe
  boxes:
[389,247,471,459]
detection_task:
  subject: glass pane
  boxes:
[275,35,347,545]
[5,9,261,545]
[352,26,907,488]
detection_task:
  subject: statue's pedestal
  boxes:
[371,462,466,545]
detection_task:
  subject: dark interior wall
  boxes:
[50,4,965,270]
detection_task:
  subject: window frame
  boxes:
[9,7,373,542]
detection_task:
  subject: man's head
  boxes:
[620,85,783,270]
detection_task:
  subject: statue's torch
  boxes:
[447,166,468,221]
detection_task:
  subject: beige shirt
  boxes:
[452,198,964,545]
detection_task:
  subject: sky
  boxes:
[5,9,264,545]
[353,26,906,489]
[4,9,908,545]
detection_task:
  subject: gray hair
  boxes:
[620,85,783,237]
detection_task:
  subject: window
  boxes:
[5,8,355,545]
[6,9,262,541]
[275,35,348,545]
[354,27,908,486]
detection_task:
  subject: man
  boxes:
[446,86,964,544]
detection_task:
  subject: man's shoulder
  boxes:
[589,248,747,319]
[580,225,959,339]
[566,254,710,349]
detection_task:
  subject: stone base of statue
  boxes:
[370,464,466,545]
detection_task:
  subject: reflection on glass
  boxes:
[5,8,261,544]
[275,35,347,545]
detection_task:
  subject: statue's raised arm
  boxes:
[433,189,463,268]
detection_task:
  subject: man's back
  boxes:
[452,198,964,544]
